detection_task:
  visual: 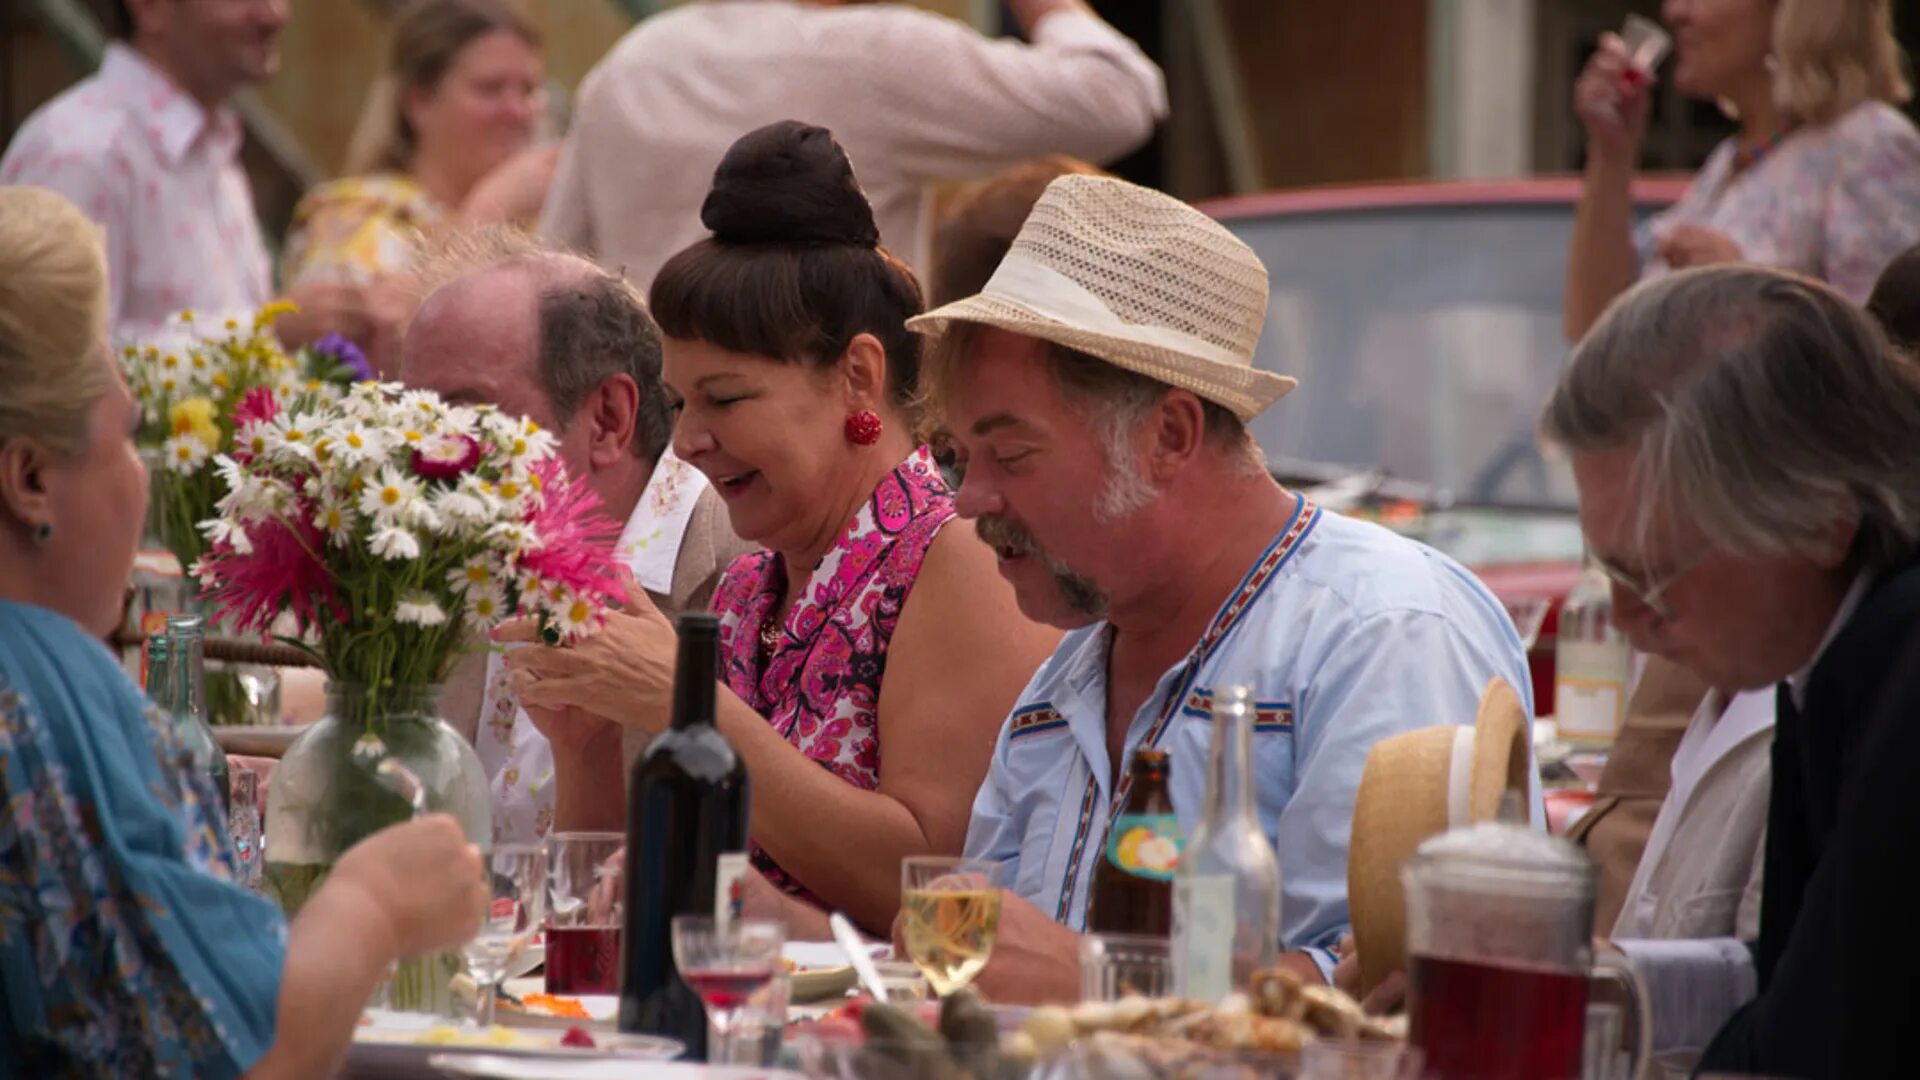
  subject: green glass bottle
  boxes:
[163,614,232,812]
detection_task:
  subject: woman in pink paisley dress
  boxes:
[502,122,1059,935]
[1566,0,1920,341]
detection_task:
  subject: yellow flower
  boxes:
[254,299,300,329]
[210,371,232,390]
[179,309,196,324]
[168,397,221,450]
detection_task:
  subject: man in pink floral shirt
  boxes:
[1,0,374,346]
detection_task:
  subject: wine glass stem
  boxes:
[479,979,497,1028]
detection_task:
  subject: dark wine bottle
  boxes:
[618,612,751,1059]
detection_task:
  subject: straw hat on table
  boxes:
[1347,677,1534,996]
[906,174,1295,421]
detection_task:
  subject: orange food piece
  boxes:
[522,993,591,1019]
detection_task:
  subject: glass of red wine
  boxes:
[546,831,624,995]
[671,915,786,1065]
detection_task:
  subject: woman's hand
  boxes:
[329,814,486,957]
[497,570,678,736]
[1574,32,1652,164]
[1656,223,1744,269]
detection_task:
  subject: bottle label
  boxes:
[714,851,749,930]
[1172,874,1235,1001]
[1105,813,1183,880]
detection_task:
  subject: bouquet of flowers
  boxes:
[121,304,374,573]
[192,380,624,709]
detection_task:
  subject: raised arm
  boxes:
[869,2,1167,180]
[1565,33,1652,342]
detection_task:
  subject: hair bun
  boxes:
[700,121,880,250]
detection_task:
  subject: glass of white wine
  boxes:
[899,856,1004,998]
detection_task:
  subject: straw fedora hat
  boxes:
[906,175,1296,421]
[1347,678,1533,996]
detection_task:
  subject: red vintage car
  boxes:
[1203,176,1688,713]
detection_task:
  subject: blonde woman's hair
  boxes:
[344,0,540,175]
[1773,0,1912,125]
[0,187,111,461]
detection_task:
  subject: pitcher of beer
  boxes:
[1402,822,1650,1080]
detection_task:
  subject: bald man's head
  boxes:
[401,245,671,480]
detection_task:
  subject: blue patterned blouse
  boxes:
[0,600,284,1077]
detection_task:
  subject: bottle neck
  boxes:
[670,622,719,731]
[1204,696,1255,825]
[169,632,206,723]
[144,638,173,701]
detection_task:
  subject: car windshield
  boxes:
[1215,191,1668,513]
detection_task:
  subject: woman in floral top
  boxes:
[283,0,556,296]
[1566,0,1920,341]
[501,123,1059,936]
[0,188,486,1078]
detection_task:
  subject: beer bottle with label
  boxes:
[1088,748,1180,935]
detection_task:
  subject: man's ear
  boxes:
[1143,389,1207,482]
[583,374,641,471]
[0,437,55,538]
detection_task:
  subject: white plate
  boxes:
[347,1010,680,1079]
[431,1057,804,1079]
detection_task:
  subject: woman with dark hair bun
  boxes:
[503,122,1059,934]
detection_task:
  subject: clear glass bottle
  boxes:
[164,614,232,812]
[1553,561,1632,745]
[1173,685,1280,1000]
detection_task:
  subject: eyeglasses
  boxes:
[1591,550,1705,622]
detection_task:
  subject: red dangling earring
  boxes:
[844,409,883,446]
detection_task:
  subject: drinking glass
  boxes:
[899,856,1003,998]
[226,769,264,894]
[671,915,786,1065]
[1620,14,1672,85]
[1080,932,1172,1001]
[465,845,546,1027]
[1502,596,1553,652]
[1300,1040,1426,1080]
[545,831,624,994]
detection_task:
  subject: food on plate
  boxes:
[521,993,592,1020]
[560,1026,598,1049]
[796,964,1404,1079]
[402,1025,542,1047]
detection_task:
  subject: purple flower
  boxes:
[312,333,375,381]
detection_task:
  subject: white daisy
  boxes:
[447,556,494,594]
[464,586,509,625]
[265,412,319,462]
[358,466,422,524]
[199,517,251,555]
[161,434,210,473]
[430,486,491,533]
[487,521,541,554]
[313,495,357,547]
[395,593,448,627]
[550,591,598,639]
[369,525,421,561]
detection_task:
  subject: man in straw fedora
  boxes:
[906,174,1537,1000]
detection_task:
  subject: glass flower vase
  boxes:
[264,682,489,1015]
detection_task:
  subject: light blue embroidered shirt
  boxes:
[963,496,1536,979]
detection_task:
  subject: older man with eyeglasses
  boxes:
[1544,264,1920,1078]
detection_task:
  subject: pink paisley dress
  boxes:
[711,446,954,902]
